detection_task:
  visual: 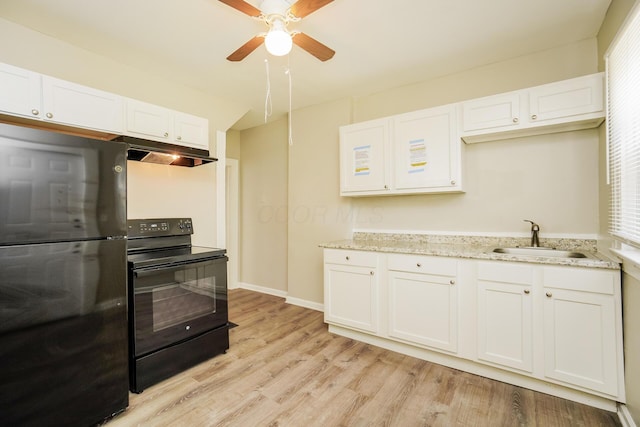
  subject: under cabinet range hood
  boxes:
[116,135,217,167]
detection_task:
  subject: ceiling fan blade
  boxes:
[219,0,262,17]
[292,32,335,61]
[290,0,333,18]
[227,36,264,61]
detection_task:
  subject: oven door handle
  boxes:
[132,256,227,277]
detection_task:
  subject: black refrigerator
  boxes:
[0,123,129,426]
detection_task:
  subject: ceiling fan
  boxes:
[219,0,336,62]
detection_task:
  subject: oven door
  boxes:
[130,256,228,356]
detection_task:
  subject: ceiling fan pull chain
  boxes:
[286,63,293,145]
[264,58,273,123]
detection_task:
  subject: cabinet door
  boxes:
[393,104,461,192]
[543,288,618,395]
[42,76,123,133]
[529,73,604,123]
[387,270,457,352]
[461,91,521,132]
[173,112,209,151]
[477,281,533,372]
[339,119,389,195]
[0,63,41,120]
[125,98,172,141]
[324,263,378,333]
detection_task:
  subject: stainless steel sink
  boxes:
[492,247,587,258]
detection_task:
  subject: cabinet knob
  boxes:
[31,109,39,116]
[46,112,53,119]
[384,185,389,190]
[531,114,538,120]
[163,132,169,138]
[370,271,374,276]
[524,289,530,294]
[449,279,455,285]
[345,256,350,261]
[177,136,182,141]
[546,292,552,298]
[512,117,519,123]
[450,180,456,186]
[416,263,421,267]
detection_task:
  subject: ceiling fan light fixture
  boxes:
[264,19,292,56]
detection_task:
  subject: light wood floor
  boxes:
[107,288,621,427]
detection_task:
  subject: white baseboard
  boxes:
[235,282,324,312]
[618,404,638,427]
[285,296,324,312]
[236,282,287,298]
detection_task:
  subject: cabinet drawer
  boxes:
[388,254,457,276]
[324,249,378,267]
[478,261,533,285]
[542,266,615,295]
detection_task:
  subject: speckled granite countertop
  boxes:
[320,232,620,270]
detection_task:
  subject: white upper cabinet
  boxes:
[462,92,521,133]
[0,63,41,119]
[173,112,209,149]
[42,76,123,133]
[461,73,605,143]
[339,118,390,195]
[528,73,604,123]
[0,62,123,133]
[393,104,461,192]
[125,98,209,151]
[339,104,462,197]
[0,62,210,149]
[125,98,172,140]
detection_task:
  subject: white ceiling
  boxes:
[0,0,612,130]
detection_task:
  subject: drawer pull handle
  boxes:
[416,263,421,267]
[546,292,552,298]
[450,279,455,285]
[524,289,530,294]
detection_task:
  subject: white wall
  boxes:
[239,116,289,292]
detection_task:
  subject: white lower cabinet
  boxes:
[323,249,624,403]
[324,250,379,333]
[476,261,533,373]
[542,266,621,396]
[387,254,458,353]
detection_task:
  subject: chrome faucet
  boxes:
[524,220,540,247]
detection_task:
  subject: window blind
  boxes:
[607,2,640,246]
